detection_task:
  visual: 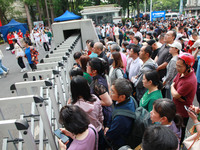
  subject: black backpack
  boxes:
[112,105,152,149]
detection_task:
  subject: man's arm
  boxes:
[157,62,168,71]
[171,82,185,102]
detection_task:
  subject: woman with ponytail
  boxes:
[12,39,27,72]
[87,57,112,127]
[140,70,163,112]
[150,98,183,146]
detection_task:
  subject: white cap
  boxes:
[169,41,182,50]
[191,39,200,48]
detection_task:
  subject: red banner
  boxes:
[0,19,2,26]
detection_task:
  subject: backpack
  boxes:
[112,104,152,149]
[115,68,128,79]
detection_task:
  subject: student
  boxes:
[104,78,136,149]
[150,99,182,144]
[58,105,98,150]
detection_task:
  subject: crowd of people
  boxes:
[58,18,200,150]
[1,18,200,149]
[0,24,52,77]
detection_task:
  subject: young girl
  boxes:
[150,98,182,146]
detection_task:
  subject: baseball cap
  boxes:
[168,41,182,50]
[147,39,156,46]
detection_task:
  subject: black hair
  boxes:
[89,57,109,76]
[153,98,183,129]
[73,52,82,60]
[69,67,83,78]
[90,41,95,48]
[144,45,153,57]
[129,32,134,36]
[100,39,105,46]
[134,36,141,43]
[59,105,90,135]
[142,126,178,150]
[131,45,140,55]
[71,75,95,104]
[112,78,133,99]
[144,70,163,90]
[24,39,32,46]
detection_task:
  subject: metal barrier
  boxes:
[0,33,82,149]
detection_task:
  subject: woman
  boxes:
[12,39,26,72]
[24,40,39,71]
[150,98,183,146]
[41,31,49,51]
[80,55,92,84]
[59,105,98,150]
[108,52,124,86]
[140,70,163,112]
[87,57,112,126]
[70,75,104,149]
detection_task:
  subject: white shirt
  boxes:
[134,31,143,44]
[128,57,143,80]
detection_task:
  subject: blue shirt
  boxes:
[25,47,33,64]
[196,56,200,83]
[89,52,98,58]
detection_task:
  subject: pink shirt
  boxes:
[68,124,98,150]
[120,52,127,73]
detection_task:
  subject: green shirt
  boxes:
[83,72,92,85]
[139,90,163,112]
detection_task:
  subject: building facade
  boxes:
[80,4,122,25]
[185,0,200,17]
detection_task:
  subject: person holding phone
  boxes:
[58,105,98,150]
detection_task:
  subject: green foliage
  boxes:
[152,0,180,12]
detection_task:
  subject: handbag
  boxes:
[183,133,200,150]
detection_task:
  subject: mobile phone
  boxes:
[54,129,69,144]
[184,105,196,115]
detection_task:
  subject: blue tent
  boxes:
[0,19,28,41]
[54,10,81,22]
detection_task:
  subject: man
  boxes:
[134,45,158,101]
[155,30,175,80]
[157,33,165,48]
[133,24,143,45]
[171,53,197,143]
[93,42,108,62]
[7,32,14,50]
[176,26,184,40]
[142,126,178,150]
[128,45,143,81]
[105,78,136,149]
[147,39,160,60]
[110,44,127,72]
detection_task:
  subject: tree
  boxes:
[0,0,14,25]
[36,0,42,21]
[44,0,50,27]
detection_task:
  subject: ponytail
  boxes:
[174,114,184,129]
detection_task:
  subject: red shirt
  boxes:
[7,34,14,44]
[173,70,197,118]
[17,32,23,38]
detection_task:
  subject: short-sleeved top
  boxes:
[139,89,163,112]
[25,47,32,64]
[128,57,143,80]
[7,34,14,44]
[157,44,172,79]
[17,32,23,38]
[173,70,197,118]
[89,52,98,58]
[68,124,97,150]
[90,75,108,97]
[151,48,160,60]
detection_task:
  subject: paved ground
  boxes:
[0,40,198,149]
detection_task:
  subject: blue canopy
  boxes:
[0,19,28,41]
[54,10,81,22]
